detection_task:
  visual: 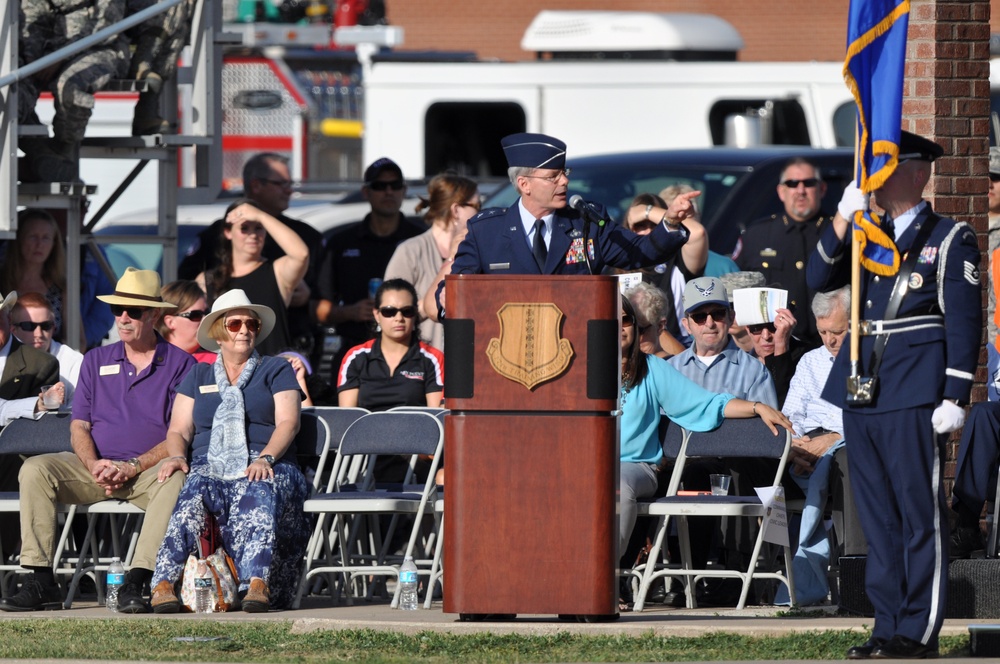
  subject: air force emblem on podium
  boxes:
[486,303,574,390]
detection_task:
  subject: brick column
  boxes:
[905,0,991,488]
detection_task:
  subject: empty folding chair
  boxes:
[298,411,443,607]
[634,418,795,610]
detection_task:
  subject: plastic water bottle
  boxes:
[398,556,419,610]
[106,557,125,612]
[193,560,215,613]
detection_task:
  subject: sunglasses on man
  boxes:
[14,321,54,332]
[780,178,820,189]
[368,180,405,192]
[110,305,151,319]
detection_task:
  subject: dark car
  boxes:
[482,147,854,257]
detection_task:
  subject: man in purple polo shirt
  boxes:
[1,268,195,614]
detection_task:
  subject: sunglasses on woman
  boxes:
[174,309,207,322]
[378,306,417,318]
[225,318,261,334]
[14,321,54,332]
[747,322,777,335]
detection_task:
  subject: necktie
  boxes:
[532,219,547,271]
[882,215,895,243]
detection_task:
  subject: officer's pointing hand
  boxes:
[665,190,701,224]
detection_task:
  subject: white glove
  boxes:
[931,400,965,434]
[837,180,869,220]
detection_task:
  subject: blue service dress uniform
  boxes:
[806,203,981,648]
[451,202,688,276]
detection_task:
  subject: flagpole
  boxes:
[850,128,862,380]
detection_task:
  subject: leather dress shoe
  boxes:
[242,577,270,613]
[116,581,150,614]
[151,580,181,614]
[846,637,887,659]
[950,525,984,560]
[872,635,938,659]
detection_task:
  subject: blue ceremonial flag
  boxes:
[843,0,908,275]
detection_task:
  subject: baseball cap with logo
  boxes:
[363,157,403,184]
[682,276,729,314]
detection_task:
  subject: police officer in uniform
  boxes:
[736,157,831,347]
[433,133,698,317]
[807,131,981,660]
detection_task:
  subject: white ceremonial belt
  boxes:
[858,315,944,336]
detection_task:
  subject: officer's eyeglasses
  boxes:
[747,322,777,335]
[525,169,571,183]
[688,308,729,325]
[780,178,820,189]
[378,306,417,318]
[14,321,54,332]
[368,180,405,191]
[225,318,261,334]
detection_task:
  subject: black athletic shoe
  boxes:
[0,577,63,612]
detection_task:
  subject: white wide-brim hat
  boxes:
[196,288,276,352]
[0,291,16,314]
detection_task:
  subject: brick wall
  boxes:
[382,1,996,63]
[906,0,991,487]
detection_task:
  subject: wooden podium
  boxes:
[442,274,620,620]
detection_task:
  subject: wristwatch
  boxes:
[259,454,275,467]
[126,457,142,474]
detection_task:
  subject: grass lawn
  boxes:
[0,620,971,662]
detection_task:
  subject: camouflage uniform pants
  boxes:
[126,0,197,82]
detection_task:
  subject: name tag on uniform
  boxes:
[99,365,120,376]
[199,384,220,393]
[489,262,510,270]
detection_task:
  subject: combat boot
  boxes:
[132,73,171,136]
[25,138,80,183]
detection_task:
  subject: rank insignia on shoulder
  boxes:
[917,246,938,265]
[964,261,981,285]
[474,207,507,222]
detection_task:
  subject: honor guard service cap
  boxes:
[898,131,944,162]
[990,147,1000,176]
[501,133,567,170]
[683,276,730,314]
[719,271,767,303]
[364,157,403,184]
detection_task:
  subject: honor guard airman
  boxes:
[807,131,981,660]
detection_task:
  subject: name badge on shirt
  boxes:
[99,364,120,376]
[199,384,220,393]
